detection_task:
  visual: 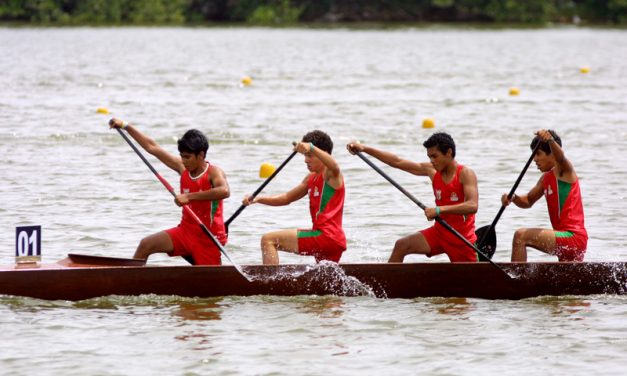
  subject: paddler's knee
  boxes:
[393,237,410,253]
[135,236,161,259]
[512,228,526,242]
[133,247,150,261]
[260,233,274,248]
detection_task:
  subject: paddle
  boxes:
[354,151,511,279]
[225,148,298,233]
[67,253,146,267]
[114,127,251,281]
[475,143,540,260]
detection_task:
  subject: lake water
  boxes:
[1,26,626,375]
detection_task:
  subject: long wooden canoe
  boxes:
[1,254,625,301]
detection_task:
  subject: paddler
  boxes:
[108,118,229,265]
[502,129,588,261]
[242,130,346,265]
[347,132,479,263]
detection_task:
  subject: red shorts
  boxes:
[421,225,478,263]
[165,223,225,266]
[552,231,587,262]
[297,229,346,263]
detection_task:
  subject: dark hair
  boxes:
[302,130,333,154]
[177,129,209,157]
[423,132,456,158]
[530,130,562,155]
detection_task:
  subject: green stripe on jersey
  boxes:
[211,200,219,223]
[297,230,322,238]
[555,231,574,238]
[318,182,336,215]
[557,180,572,213]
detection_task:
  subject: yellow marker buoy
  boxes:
[96,107,109,114]
[580,66,590,74]
[259,162,276,178]
[241,76,253,86]
[509,87,520,96]
[422,118,435,129]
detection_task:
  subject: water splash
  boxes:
[605,262,627,294]
[243,261,378,298]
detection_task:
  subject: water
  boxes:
[1,26,627,374]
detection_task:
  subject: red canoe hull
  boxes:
[1,255,625,301]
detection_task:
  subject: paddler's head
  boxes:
[178,129,209,171]
[423,132,455,172]
[302,130,333,173]
[531,129,561,172]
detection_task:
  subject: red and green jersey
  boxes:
[179,162,226,244]
[307,172,346,248]
[431,164,477,244]
[542,169,587,236]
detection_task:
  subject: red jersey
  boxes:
[431,164,477,244]
[307,173,346,249]
[179,163,227,244]
[542,170,587,236]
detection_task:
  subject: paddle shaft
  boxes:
[115,128,248,278]
[355,151,509,277]
[225,150,298,231]
[477,143,540,247]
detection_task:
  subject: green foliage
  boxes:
[0,0,625,24]
[22,0,71,23]
[122,0,185,23]
[129,0,183,23]
[0,0,28,20]
[246,0,302,24]
[609,0,627,23]
[0,0,186,24]
[73,0,127,24]
[184,0,229,22]
[578,0,627,23]
[247,5,276,23]
[483,0,557,23]
[432,0,455,7]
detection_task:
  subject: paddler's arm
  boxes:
[109,118,184,174]
[346,142,435,178]
[538,129,576,183]
[425,166,478,220]
[175,166,230,206]
[294,142,343,190]
[243,174,309,207]
[502,176,544,209]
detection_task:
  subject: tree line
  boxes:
[1,0,625,25]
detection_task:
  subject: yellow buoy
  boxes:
[509,87,520,96]
[580,66,590,74]
[241,76,253,86]
[96,107,109,114]
[422,118,435,129]
[259,162,276,178]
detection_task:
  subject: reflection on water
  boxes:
[296,296,345,319]
[172,297,224,321]
[531,297,592,319]
[175,331,221,353]
[428,297,474,316]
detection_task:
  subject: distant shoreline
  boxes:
[1,22,626,30]
[1,1,625,26]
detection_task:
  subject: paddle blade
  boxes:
[475,225,496,261]
[67,253,146,267]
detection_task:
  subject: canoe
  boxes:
[1,254,625,301]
